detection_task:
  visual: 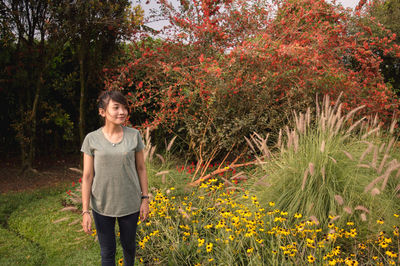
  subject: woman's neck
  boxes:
[102,123,123,135]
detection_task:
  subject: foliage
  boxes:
[106,0,400,161]
[133,177,400,265]
[252,95,400,231]
[366,0,400,96]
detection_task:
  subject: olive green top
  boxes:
[81,126,145,217]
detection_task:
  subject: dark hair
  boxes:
[97,90,129,112]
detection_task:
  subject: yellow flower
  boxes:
[328,259,337,265]
[346,221,354,226]
[377,218,384,224]
[385,250,398,258]
[206,243,213,253]
[394,213,399,218]
[294,213,302,219]
[91,229,97,237]
[118,258,123,265]
[208,258,214,262]
[307,254,315,263]
[170,187,175,190]
[247,248,254,254]
[269,201,275,207]
[229,235,234,241]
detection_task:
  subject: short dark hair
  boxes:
[97,90,129,112]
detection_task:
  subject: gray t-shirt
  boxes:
[81,126,145,217]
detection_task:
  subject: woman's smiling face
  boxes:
[100,99,128,125]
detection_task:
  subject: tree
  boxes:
[51,0,138,144]
[106,0,400,160]
[0,0,64,173]
[367,0,400,96]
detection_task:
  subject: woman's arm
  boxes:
[135,150,149,221]
[81,153,94,234]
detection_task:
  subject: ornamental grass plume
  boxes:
[252,94,400,234]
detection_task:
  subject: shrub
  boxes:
[251,95,400,234]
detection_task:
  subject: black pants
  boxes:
[92,210,139,266]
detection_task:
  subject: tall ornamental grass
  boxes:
[251,95,400,234]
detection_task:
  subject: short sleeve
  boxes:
[136,131,145,152]
[81,134,94,156]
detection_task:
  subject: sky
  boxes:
[135,0,361,31]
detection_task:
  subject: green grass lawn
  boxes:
[0,185,104,265]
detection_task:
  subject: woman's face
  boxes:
[100,99,128,125]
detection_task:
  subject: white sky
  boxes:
[135,0,361,31]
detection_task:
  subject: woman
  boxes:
[81,90,149,266]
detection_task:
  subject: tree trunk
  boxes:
[79,42,86,145]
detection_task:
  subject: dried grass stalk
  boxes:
[342,150,353,161]
[320,140,325,153]
[343,206,353,214]
[371,188,380,196]
[384,138,395,155]
[69,219,81,226]
[345,105,365,122]
[378,154,389,174]
[60,206,78,212]
[359,143,373,162]
[52,217,69,224]
[156,170,169,176]
[277,129,282,148]
[329,156,337,164]
[321,166,325,184]
[372,114,379,127]
[69,167,83,174]
[334,195,344,205]
[329,215,340,222]
[357,164,370,169]
[156,154,165,165]
[362,127,380,139]
[355,205,370,213]
[379,143,385,153]
[301,168,309,191]
[308,162,315,176]
[389,117,397,134]
[381,161,400,191]
[167,136,177,152]
[346,117,365,134]
[334,116,344,135]
[371,146,378,169]
[395,184,400,193]
[360,213,367,221]
[396,169,400,179]
[364,175,384,193]
[293,131,299,153]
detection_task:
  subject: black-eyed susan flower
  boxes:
[294,213,302,219]
[307,254,315,263]
[269,201,275,207]
[118,258,123,265]
[206,242,213,253]
[377,218,384,224]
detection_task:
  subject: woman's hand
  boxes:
[140,199,150,221]
[82,213,92,234]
